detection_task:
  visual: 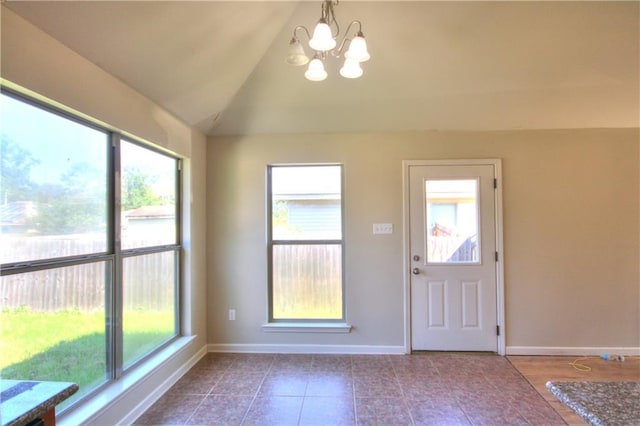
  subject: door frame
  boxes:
[402,159,505,355]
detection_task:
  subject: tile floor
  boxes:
[134,353,566,425]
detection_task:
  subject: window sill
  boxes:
[58,335,196,426]
[261,323,352,333]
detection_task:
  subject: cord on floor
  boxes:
[569,357,596,372]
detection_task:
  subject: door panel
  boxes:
[461,280,480,328]
[427,280,446,327]
[410,163,498,351]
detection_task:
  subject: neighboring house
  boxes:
[122,205,175,243]
[0,201,38,234]
[274,193,341,239]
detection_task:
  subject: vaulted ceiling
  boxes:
[5,1,639,136]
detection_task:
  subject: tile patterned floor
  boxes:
[134,353,566,425]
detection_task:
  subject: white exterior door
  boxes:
[408,161,501,352]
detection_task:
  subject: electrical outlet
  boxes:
[228,309,236,321]
[373,223,393,234]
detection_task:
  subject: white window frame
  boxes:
[263,164,351,333]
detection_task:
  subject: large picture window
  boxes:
[0,89,181,410]
[267,165,345,321]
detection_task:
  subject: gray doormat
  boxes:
[546,381,640,426]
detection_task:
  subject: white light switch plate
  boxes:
[373,223,393,234]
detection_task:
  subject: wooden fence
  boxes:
[272,244,343,319]
[1,236,175,312]
[428,235,478,263]
[1,235,474,313]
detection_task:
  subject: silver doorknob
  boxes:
[412,268,420,275]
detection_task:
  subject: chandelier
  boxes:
[286,0,370,81]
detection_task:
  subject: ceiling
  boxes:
[5,1,639,137]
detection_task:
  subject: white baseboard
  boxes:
[506,346,640,356]
[207,343,407,355]
[117,343,207,426]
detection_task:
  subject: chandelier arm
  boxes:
[332,36,351,58]
[343,20,363,37]
[292,25,311,41]
[333,13,340,40]
[332,20,363,57]
[322,0,341,40]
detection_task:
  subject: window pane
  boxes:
[1,90,183,411]
[123,251,177,369]
[1,93,108,264]
[0,262,110,409]
[272,244,342,319]
[121,141,177,250]
[272,166,342,240]
[426,179,479,263]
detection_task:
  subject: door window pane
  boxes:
[122,251,177,368]
[272,244,342,319]
[426,179,479,263]
[0,262,110,409]
[1,93,108,264]
[121,141,177,250]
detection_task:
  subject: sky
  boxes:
[272,165,341,195]
[1,92,175,196]
[1,92,107,184]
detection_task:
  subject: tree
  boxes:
[121,166,162,211]
[0,135,39,203]
[32,162,165,234]
[36,163,106,234]
[272,200,302,238]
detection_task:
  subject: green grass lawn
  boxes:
[0,307,174,408]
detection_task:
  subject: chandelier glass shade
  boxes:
[339,58,363,79]
[309,19,336,51]
[286,38,310,66]
[286,0,370,81]
[344,32,370,62]
[305,55,329,81]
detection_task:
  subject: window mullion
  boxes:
[174,163,182,335]
[272,240,343,245]
[110,133,124,380]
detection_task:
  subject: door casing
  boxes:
[402,159,505,355]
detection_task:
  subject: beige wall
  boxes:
[1,7,208,424]
[1,7,196,156]
[207,129,639,351]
